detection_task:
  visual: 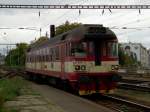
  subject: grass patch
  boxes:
[0,77,25,112]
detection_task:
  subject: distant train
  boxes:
[25,24,120,95]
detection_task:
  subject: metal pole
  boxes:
[18,47,19,66]
[9,46,11,66]
[40,28,41,37]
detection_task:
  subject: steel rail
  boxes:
[104,95,150,111]
[118,83,150,92]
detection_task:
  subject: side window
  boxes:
[30,56,31,62]
[69,43,72,56]
[66,43,71,56]
[50,48,53,61]
[52,48,55,61]
[66,43,68,56]
[26,57,27,62]
[46,55,48,61]
[40,55,42,62]
[55,46,59,60]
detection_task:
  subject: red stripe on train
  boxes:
[26,68,115,81]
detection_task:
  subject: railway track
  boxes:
[1,67,150,112]
[0,67,25,79]
[120,79,149,84]
[103,95,150,112]
[87,94,150,112]
[118,82,150,92]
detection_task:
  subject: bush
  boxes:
[0,77,25,111]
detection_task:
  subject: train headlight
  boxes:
[111,65,114,70]
[81,65,86,71]
[74,65,86,71]
[111,65,119,70]
[75,65,80,70]
[114,65,119,70]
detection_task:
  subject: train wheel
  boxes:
[75,83,80,95]
[24,72,31,80]
[29,74,34,81]
[35,75,43,84]
[61,80,70,91]
[56,79,63,89]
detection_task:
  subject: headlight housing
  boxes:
[75,65,80,70]
[74,65,86,71]
[111,65,119,70]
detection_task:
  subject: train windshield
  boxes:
[89,41,118,57]
[70,41,118,57]
[71,42,87,57]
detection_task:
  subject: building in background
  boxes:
[120,43,149,68]
[148,49,150,67]
[0,53,5,65]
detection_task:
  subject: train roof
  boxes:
[28,24,117,51]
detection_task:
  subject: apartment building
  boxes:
[120,43,149,67]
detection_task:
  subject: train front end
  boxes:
[68,25,120,95]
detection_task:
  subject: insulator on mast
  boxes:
[139,9,141,14]
[109,8,112,13]
[79,9,81,16]
[102,9,104,15]
[39,11,41,17]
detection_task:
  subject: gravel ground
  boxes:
[4,81,115,112]
[4,82,65,112]
[30,82,115,112]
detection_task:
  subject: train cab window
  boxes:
[107,42,118,57]
[71,42,87,57]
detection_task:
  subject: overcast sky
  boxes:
[0,0,150,54]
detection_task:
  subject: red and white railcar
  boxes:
[26,24,120,95]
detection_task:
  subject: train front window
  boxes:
[107,42,118,57]
[71,42,87,57]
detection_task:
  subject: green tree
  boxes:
[30,36,49,46]
[5,43,28,67]
[118,46,126,66]
[55,21,81,36]
[118,44,138,67]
